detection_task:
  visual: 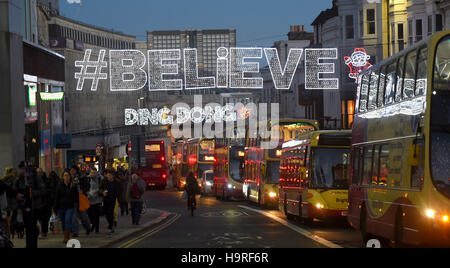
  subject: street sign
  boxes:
[53,133,71,149]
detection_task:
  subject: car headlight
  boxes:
[206,181,212,186]
[269,192,277,198]
[228,184,233,189]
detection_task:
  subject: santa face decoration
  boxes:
[345,48,372,81]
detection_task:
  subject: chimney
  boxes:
[290,25,294,32]
[302,25,305,32]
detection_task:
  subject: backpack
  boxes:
[131,182,142,200]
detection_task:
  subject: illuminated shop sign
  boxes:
[74,48,340,92]
[40,92,65,101]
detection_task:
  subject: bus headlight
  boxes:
[316,203,324,209]
[426,209,436,219]
[228,184,233,189]
[269,192,277,198]
[206,181,212,186]
[443,215,449,223]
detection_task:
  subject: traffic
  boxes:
[140,31,450,248]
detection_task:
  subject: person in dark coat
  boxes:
[100,169,120,234]
[185,172,200,210]
[16,162,46,248]
[53,170,78,244]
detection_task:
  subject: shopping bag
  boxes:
[79,192,91,212]
[181,190,187,199]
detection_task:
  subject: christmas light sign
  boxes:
[344,48,372,82]
[74,48,341,92]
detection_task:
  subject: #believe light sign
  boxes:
[74,47,340,92]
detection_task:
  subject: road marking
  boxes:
[238,205,343,248]
[118,214,181,248]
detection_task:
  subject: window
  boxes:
[416,19,423,42]
[378,145,389,187]
[428,16,433,36]
[408,20,413,45]
[384,61,397,105]
[436,14,443,32]
[363,146,374,185]
[398,24,405,51]
[360,10,364,37]
[352,147,362,185]
[395,56,405,102]
[345,15,354,39]
[366,9,376,35]
[371,146,380,185]
[404,50,418,99]
[415,48,428,96]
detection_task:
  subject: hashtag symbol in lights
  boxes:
[75,49,108,91]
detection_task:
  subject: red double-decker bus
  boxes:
[137,140,167,190]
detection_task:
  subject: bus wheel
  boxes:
[392,209,404,248]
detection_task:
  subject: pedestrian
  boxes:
[100,169,119,234]
[87,168,102,233]
[127,173,146,225]
[118,170,129,217]
[1,167,17,237]
[36,168,52,238]
[70,165,91,237]
[0,179,14,248]
[16,162,46,248]
[54,170,78,244]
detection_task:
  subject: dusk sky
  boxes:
[60,0,333,47]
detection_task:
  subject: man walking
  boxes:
[127,174,146,225]
[100,170,119,234]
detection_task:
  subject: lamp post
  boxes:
[137,97,145,168]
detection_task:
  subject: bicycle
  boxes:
[188,194,196,216]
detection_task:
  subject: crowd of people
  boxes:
[0,162,147,248]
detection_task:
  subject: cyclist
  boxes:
[185,172,199,211]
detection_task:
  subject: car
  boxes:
[200,170,214,196]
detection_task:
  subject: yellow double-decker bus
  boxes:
[348,31,450,247]
[243,119,319,208]
[279,130,351,224]
[186,138,215,180]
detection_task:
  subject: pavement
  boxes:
[11,192,172,248]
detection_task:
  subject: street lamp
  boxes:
[137,97,145,168]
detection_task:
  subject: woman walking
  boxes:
[53,170,78,243]
[87,168,102,233]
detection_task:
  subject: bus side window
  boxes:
[395,56,405,102]
[378,145,389,187]
[415,47,428,96]
[371,145,380,185]
[359,74,370,112]
[352,147,360,185]
[411,139,425,189]
[404,50,418,99]
[363,146,374,186]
